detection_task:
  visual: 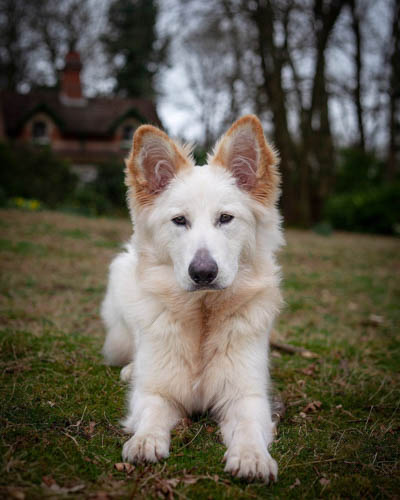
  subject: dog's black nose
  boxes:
[189,248,218,286]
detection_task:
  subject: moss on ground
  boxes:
[0,210,399,499]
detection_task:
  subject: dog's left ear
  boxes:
[126,125,192,206]
[209,115,279,204]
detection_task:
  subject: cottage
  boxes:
[0,51,161,179]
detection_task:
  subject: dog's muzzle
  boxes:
[188,248,218,288]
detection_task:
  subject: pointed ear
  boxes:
[209,115,279,204]
[126,125,192,206]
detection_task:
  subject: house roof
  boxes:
[0,88,162,138]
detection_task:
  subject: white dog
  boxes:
[101,115,284,482]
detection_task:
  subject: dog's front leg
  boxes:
[220,395,278,482]
[122,391,181,463]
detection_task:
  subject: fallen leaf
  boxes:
[114,462,135,473]
[165,478,180,487]
[42,476,56,487]
[180,418,192,427]
[206,426,215,433]
[181,475,200,485]
[300,350,319,359]
[6,458,25,473]
[290,478,301,489]
[303,401,322,413]
[302,363,318,376]
[41,478,85,495]
[362,314,384,327]
[90,492,110,500]
[320,477,330,487]
[155,479,175,499]
[6,488,25,500]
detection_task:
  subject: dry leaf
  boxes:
[42,476,56,487]
[300,350,319,359]
[6,458,25,473]
[175,417,192,430]
[303,401,322,413]
[165,478,180,488]
[181,475,200,485]
[41,478,85,495]
[302,363,318,376]
[50,484,85,494]
[362,314,384,327]
[320,477,330,487]
[6,488,25,500]
[114,462,135,473]
[90,492,111,500]
[290,478,301,489]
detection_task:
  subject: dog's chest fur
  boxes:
[136,274,279,413]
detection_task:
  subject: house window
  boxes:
[32,120,49,144]
[121,124,134,148]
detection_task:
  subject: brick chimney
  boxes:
[60,51,83,102]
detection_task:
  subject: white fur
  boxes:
[101,125,284,483]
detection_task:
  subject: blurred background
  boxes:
[0,0,399,233]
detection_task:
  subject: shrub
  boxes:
[324,183,400,235]
[0,142,78,208]
[334,147,384,194]
[91,162,126,211]
[61,187,113,217]
[62,162,127,217]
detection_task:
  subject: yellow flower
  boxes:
[29,200,40,210]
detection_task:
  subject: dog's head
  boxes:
[126,115,282,292]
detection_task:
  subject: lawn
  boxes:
[0,209,399,499]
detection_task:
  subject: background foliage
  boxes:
[0,0,399,231]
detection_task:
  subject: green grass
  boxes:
[0,209,399,499]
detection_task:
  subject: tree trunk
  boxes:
[386,0,400,181]
[350,0,366,151]
[251,0,300,224]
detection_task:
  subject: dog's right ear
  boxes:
[125,125,192,206]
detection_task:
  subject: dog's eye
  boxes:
[172,216,187,226]
[219,214,234,224]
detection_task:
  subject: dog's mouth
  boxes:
[188,283,225,292]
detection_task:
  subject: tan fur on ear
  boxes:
[125,125,193,208]
[209,115,280,205]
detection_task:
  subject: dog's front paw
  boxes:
[122,433,170,463]
[120,362,134,383]
[224,444,278,483]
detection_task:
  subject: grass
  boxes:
[0,209,399,499]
